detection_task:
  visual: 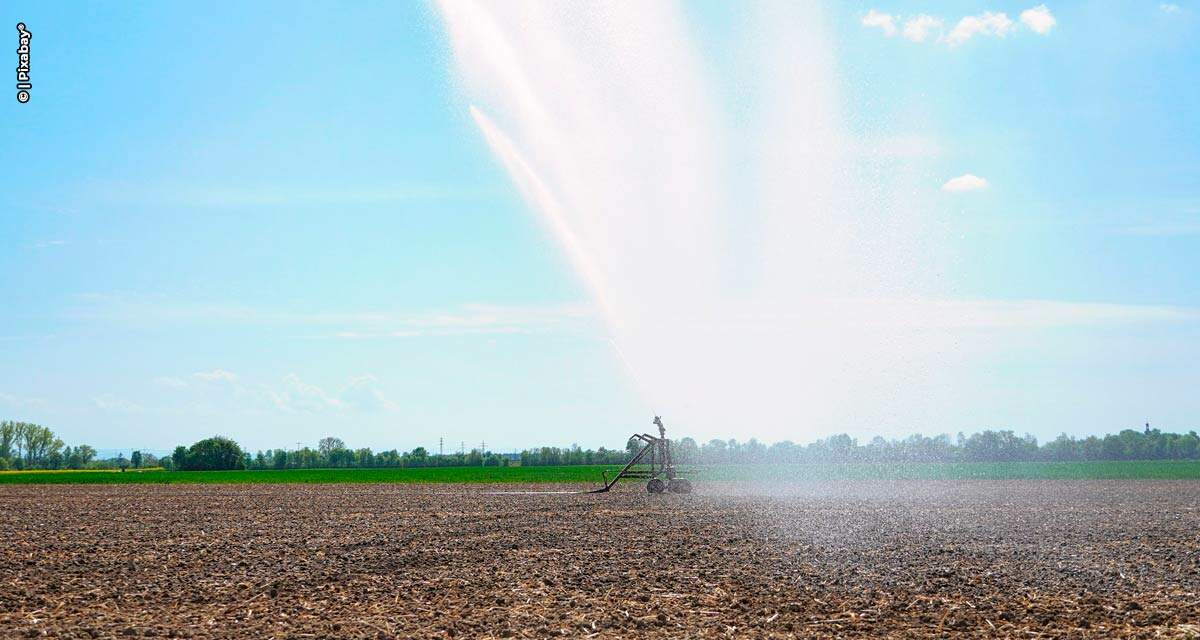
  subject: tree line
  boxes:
[0,421,157,470]
[169,425,1200,471]
[656,427,1200,465]
[164,436,520,471]
[6,418,1199,472]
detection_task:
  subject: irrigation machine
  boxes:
[592,416,693,494]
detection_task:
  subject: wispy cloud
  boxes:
[743,298,1199,331]
[942,174,989,192]
[153,376,189,389]
[269,373,399,414]
[193,369,238,383]
[92,394,146,413]
[945,11,1016,46]
[68,294,597,339]
[861,6,1054,47]
[332,303,595,340]
[861,9,897,37]
[0,392,45,408]
[143,370,402,416]
[34,240,68,249]
[93,183,500,208]
[919,299,1197,329]
[269,374,345,413]
[902,15,944,43]
[1160,3,1182,13]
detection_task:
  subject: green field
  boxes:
[2,460,1199,484]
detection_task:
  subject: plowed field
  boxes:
[1,481,1198,638]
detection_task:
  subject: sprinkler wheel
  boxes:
[668,478,693,494]
[647,478,666,494]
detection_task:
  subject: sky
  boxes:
[1,2,1197,453]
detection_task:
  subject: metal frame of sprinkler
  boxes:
[591,416,693,494]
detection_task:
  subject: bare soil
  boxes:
[1,481,1198,638]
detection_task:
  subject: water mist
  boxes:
[437,1,957,443]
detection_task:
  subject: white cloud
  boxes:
[1020,5,1057,35]
[1160,3,1181,13]
[941,174,989,192]
[92,394,145,412]
[93,183,497,208]
[944,12,1016,46]
[193,369,238,383]
[339,375,400,413]
[862,9,898,37]
[68,294,595,339]
[903,15,944,42]
[923,299,1197,329]
[864,6,1057,47]
[34,240,67,249]
[269,374,344,413]
[742,298,1199,331]
[0,392,44,408]
[267,373,399,414]
[132,370,401,416]
[153,376,188,389]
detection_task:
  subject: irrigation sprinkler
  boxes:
[591,416,692,494]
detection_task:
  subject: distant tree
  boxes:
[318,437,346,456]
[180,436,245,471]
[14,424,62,468]
[674,437,699,464]
[171,446,189,470]
[130,450,143,469]
[0,422,66,469]
[0,421,15,461]
[702,439,728,465]
[63,444,96,469]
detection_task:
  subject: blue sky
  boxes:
[1,2,1197,452]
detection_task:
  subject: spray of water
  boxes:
[437,1,954,443]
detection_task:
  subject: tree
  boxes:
[0,421,15,461]
[0,422,65,469]
[180,436,245,471]
[20,424,58,465]
[318,437,346,456]
[674,437,699,464]
[171,446,189,470]
[71,445,96,468]
[130,450,143,469]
